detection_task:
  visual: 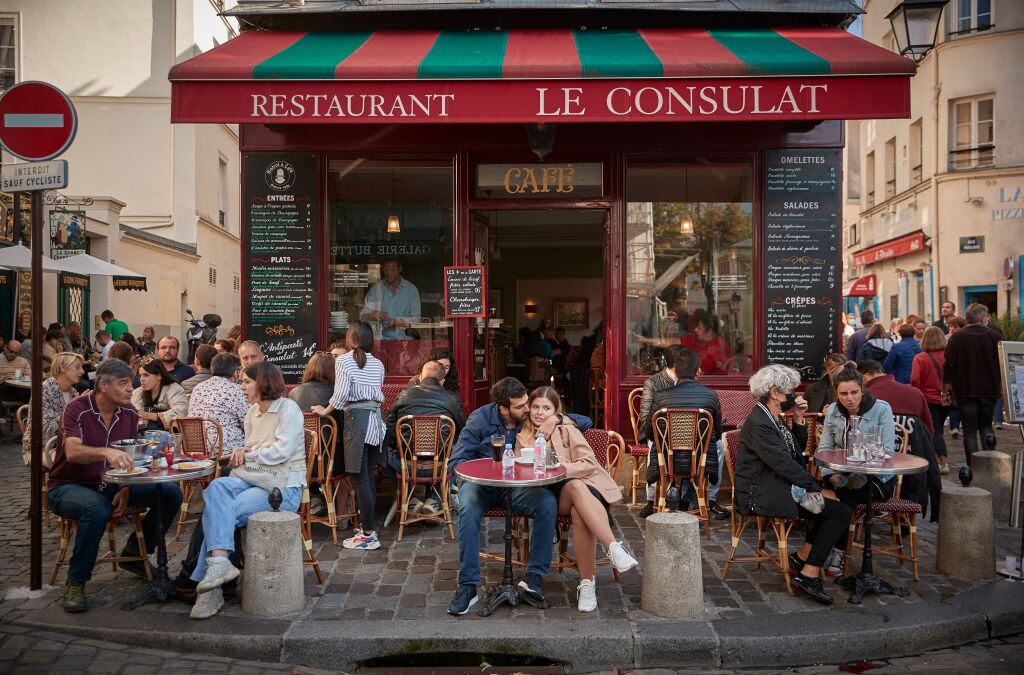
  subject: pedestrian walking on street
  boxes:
[884,324,922,384]
[942,303,1002,466]
[312,321,386,552]
[912,326,950,473]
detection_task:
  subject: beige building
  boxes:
[844,0,1024,324]
[0,0,241,344]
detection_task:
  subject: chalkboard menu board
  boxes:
[243,153,318,383]
[443,266,486,318]
[764,149,841,381]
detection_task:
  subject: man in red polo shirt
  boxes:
[680,311,732,377]
[47,359,183,612]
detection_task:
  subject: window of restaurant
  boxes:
[327,159,454,376]
[624,161,754,377]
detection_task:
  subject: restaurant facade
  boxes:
[168,0,915,434]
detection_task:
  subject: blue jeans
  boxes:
[48,481,183,584]
[189,476,301,583]
[456,482,557,587]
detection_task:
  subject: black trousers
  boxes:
[834,478,896,552]
[353,443,378,533]
[958,397,997,466]
[800,497,853,567]
[927,402,949,458]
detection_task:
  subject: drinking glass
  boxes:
[1006,555,1019,580]
[490,434,505,463]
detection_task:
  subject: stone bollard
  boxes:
[641,511,703,618]
[936,485,995,580]
[243,510,305,617]
[972,450,1014,524]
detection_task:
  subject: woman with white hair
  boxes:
[734,364,851,606]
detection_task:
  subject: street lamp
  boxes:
[729,292,742,315]
[885,0,949,63]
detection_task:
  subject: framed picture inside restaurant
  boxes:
[554,298,589,329]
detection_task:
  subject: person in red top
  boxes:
[911,326,949,473]
[680,311,732,376]
[858,359,941,521]
[47,359,183,613]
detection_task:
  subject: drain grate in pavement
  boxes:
[357,652,565,673]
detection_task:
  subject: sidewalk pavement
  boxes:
[2,423,1023,671]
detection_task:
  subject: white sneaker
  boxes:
[577,577,597,613]
[607,541,639,574]
[190,588,224,619]
[825,548,844,577]
[343,530,381,550]
[196,557,240,593]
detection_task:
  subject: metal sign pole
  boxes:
[29,188,43,590]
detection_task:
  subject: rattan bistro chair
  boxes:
[720,430,798,595]
[624,388,650,506]
[50,506,153,586]
[395,414,457,541]
[300,429,325,584]
[651,407,714,538]
[552,428,626,580]
[303,413,358,545]
[843,422,922,580]
[170,417,224,542]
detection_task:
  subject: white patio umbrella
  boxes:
[0,244,73,272]
[58,253,145,278]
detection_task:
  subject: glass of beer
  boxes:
[490,434,505,463]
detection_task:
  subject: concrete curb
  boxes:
[283,618,634,672]
[10,580,1024,671]
[13,607,289,663]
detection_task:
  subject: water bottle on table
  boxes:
[501,443,515,479]
[534,433,547,477]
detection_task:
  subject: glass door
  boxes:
[471,208,608,414]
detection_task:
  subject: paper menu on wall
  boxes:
[1015,366,1024,422]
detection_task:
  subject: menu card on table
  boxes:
[764,149,842,381]
[243,153,319,383]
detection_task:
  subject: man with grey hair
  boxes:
[47,359,184,612]
[237,340,265,368]
[942,302,1002,466]
[187,352,248,456]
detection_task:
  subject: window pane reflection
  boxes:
[625,163,754,376]
[327,159,453,376]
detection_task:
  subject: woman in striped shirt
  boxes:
[312,321,386,550]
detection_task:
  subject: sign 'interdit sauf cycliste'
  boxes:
[0,81,78,161]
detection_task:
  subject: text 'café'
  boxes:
[169,0,915,433]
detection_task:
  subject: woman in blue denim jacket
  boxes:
[816,365,896,576]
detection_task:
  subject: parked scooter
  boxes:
[185,309,222,365]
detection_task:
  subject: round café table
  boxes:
[4,377,31,389]
[104,462,214,610]
[814,450,928,604]
[455,457,567,616]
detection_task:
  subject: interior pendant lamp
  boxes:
[885,0,949,63]
[387,169,401,234]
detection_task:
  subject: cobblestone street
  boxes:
[1,423,1022,671]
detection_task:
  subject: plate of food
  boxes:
[172,459,214,471]
[108,467,148,477]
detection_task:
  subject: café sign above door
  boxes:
[476,162,603,198]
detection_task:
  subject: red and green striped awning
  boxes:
[170,27,914,124]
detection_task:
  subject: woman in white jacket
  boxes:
[188,362,306,619]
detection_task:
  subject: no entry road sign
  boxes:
[0,81,78,161]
